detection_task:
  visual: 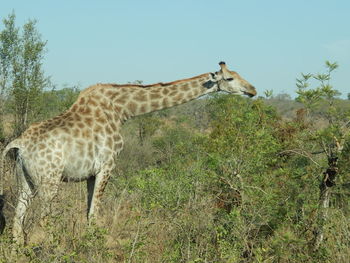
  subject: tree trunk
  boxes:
[313,156,338,251]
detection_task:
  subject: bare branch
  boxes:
[278,149,321,167]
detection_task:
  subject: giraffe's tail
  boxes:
[0,139,21,234]
[1,139,21,194]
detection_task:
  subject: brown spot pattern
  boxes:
[162,97,170,108]
[151,101,160,109]
[140,104,147,114]
[105,125,112,135]
[85,117,93,126]
[127,102,138,115]
[181,83,190,91]
[169,90,178,97]
[133,91,147,101]
[150,93,162,100]
[174,93,184,101]
[162,88,170,95]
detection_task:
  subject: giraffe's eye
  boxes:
[226,78,234,81]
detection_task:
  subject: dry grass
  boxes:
[0,161,222,263]
[0,156,216,262]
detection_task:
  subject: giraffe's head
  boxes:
[211,62,256,97]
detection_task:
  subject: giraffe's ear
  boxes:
[202,80,216,89]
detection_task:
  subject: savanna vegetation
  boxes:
[1,13,350,263]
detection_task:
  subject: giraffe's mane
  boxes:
[78,73,210,98]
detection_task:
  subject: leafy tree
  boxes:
[39,85,80,120]
[0,12,49,137]
[295,61,350,251]
[0,12,19,139]
[264,89,274,99]
[203,95,287,258]
[11,19,49,135]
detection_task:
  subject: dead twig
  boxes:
[278,149,321,167]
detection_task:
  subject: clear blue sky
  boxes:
[1,0,350,97]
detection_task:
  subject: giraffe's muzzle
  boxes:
[244,85,257,97]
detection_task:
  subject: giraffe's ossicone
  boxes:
[0,62,256,244]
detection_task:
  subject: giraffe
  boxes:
[0,61,256,244]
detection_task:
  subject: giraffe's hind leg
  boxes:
[12,157,35,245]
[87,176,95,220]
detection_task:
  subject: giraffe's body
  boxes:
[1,62,256,244]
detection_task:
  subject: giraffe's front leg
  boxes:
[86,167,112,224]
[38,178,61,222]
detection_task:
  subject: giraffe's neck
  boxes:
[101,73,217,120]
